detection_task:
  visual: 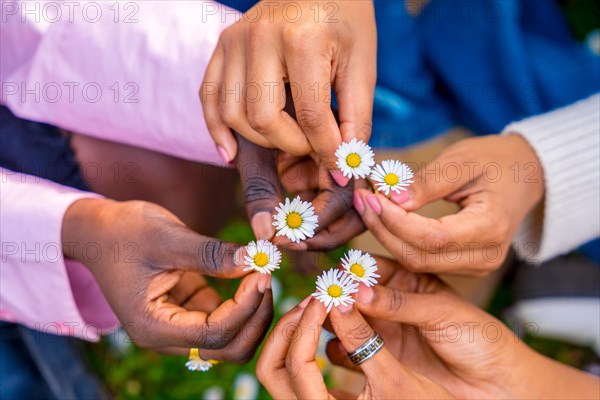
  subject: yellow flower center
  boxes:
[349,263,365,277]
[286,212,302,229]
[253,252,269,267]
[327,285,343,298]
[383,173,399,186]
[346,153,361,168]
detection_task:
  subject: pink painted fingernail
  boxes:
[330,170,350,187]
[366,195,382,215]
[336,303,353,313]
[251,212,275,240]
[390,190,410,205]
[356,285,375,304]
[353,192,365,215]
[298,295,312,309]
[217,145,231,164]
[257,274,270,293]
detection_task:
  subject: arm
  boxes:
[2,1,234,165]
[0,168,117,341]
[502,93,600,262]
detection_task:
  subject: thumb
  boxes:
[355,285,457,329]
[399,155,474,211]
[163,224,248,278]
[235,134,283,240]
[329,304,397,378]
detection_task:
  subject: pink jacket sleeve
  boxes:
[0,1,240,339]
[1,0,239,165]
[1,168,118,341]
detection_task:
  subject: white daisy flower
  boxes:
[335,138,375,179]
[186,349,217,372]
[341,249,380,287]
[272,196,318,243]
[312,268,359,312]
[243,240,282,274]
[370,159,414,196]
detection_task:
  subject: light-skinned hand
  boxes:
[256,296,452,399]
[354,134,545,275]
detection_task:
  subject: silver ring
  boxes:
[348,332,384,365]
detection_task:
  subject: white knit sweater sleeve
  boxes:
[502,93,600,263]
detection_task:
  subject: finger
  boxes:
[329,304,397,378]
[325,339,361,372]
[257,298,309,399]
[202,284,274,364]
[334,52,376,145]
[359,190,502,273]
[168,272,221,311]
[200,42,237,163]
[158,284,273,364]
[284,38,342,179]
[355,284,457,329]
[235,134,283,240]
[373,191,492,246]
[173,232,249,278]
[148,273,269,349]
[286,299,330,399]
[278,153,319,193]
[218,37,272,149]
[400,147,479,210]
[301,208,365,251]
[311,163,355,229]
[246,41,311,156]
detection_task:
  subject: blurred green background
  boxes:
[85,1,600,398]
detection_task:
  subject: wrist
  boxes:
[61,198,115,262]
[504,133,545,207]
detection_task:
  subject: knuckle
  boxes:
[256,359,270,384]
[401,256,422,272]
[347,322,373,344]
[283,23,324,50]
[198,240,227,275]
[219,104,243,127]
[423,229,450,248]
[244,176,278,204]
[186,329,230,350]
[248,110,277,132]
[295,107,326,132]
[387,289,405,313]
[284,354,303,378]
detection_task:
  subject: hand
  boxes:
[236,134,365,251]
[62,198,273,362]
[256,297,452,399]
[353,134,545,275]
[201,0,377,185]
[326,256,600,399]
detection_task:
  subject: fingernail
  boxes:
[356,285,374,304]
[366,195,382,215]
[233,246,246,266]
[390,190,410,205]
[353,192,365,215]
[266,275,272,289]
[251,212,275,240]
[217,145,231,164]
[298,295,312,309]
[331,170,350,187]
[337,303,353,313]
[257,274,270,293]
